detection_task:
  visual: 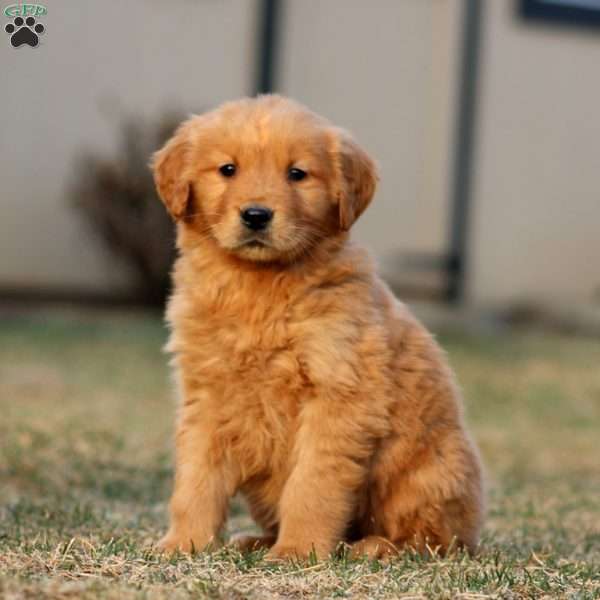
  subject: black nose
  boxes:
[240,206,273,231]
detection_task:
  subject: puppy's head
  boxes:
[152,95,377,263]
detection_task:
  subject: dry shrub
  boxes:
[71,112,188,306]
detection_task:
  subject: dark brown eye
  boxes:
[219,163,236,177]
[288,167,307,182]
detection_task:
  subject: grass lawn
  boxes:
[0,310,598,599]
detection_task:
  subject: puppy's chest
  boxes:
[188,303,305,388]
[176,298,309,475]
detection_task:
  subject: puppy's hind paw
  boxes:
[349,536,399,561]
[228,534,276,553]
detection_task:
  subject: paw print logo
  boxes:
[5,16,45,47]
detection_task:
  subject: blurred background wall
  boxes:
[1,0,599,308]
[471,1,600,306]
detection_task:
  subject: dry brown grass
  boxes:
[0,311,599,599]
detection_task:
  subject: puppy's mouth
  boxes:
[237,235,272,249]
[244,239,267,248]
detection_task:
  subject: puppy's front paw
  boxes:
[157,533,193,554]
[266,543,320,563]
[265,544,305,562]
[157,532,218,555]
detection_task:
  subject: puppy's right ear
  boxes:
[151,123,192,220]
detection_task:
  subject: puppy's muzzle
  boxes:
[240,206,273,231]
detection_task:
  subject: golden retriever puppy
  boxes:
[152,95,484,560]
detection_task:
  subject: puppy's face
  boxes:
[153,96,377,263]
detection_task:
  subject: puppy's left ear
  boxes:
[330,128,378,231]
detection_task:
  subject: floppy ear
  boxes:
[330,128,378,231]
[151,123,192,220]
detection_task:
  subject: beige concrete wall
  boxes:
[2,1,598,306]
[279,0,462,283]
[0,0,258,293]
[469,1,600,305]
[0,0,460,296]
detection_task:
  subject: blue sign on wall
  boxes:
[520,0,600,28]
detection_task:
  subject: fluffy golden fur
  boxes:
[152,95,484,561]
